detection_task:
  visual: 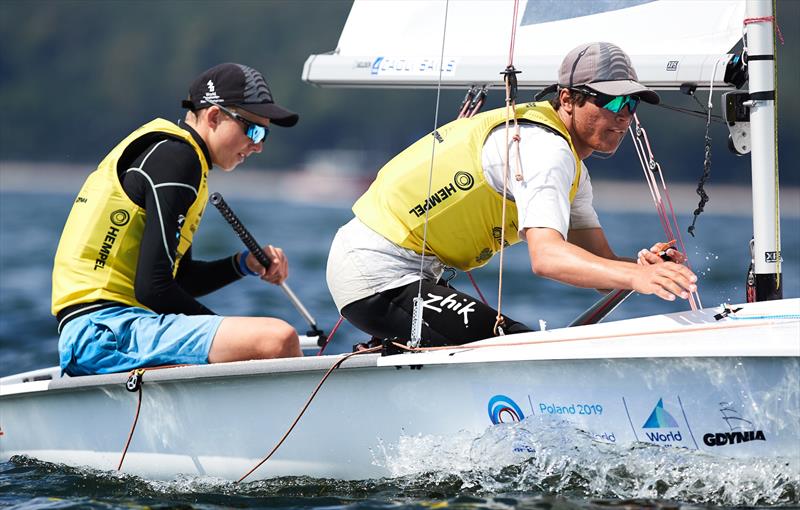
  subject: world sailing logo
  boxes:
[488,395,525,424]
[642,398,683,443]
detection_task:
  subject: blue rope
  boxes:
[726,314,800,320]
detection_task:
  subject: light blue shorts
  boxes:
[59,306,224,376]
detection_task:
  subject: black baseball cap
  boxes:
[535,42,659,104]
[182,63,299,127]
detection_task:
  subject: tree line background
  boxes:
[1,0,798,184]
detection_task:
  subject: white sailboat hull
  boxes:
[1,299,798,481]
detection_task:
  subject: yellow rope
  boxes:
[772,0,781,290]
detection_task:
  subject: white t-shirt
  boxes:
[482,123,600,238]
[326,123,601,310]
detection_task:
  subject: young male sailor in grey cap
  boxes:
[53,63,302,375]
[326,42,698,348]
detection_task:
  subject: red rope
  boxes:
[629,114,701,310]
[466,271,489,305]
[316,316,344,356]
[743,15,784,44]
[506,0,520,67]
[117,382,142,471]
[116,365,188,471]
[237,346,382,483]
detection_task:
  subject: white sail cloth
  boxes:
[303,0,745,89]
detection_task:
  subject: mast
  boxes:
[746,0,782,300]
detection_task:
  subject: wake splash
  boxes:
[371,415,800,506]
[5,416,797,510]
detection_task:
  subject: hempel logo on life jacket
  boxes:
[110,209,130,227]
[94,210,129,270]
[408,171,474,217]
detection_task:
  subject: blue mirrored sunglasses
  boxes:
[214,103,270,143]
[572,87,640,114]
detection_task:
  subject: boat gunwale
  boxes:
[0,353,383,396]
[3,300,798,397]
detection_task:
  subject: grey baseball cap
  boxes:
[181,63,299,127]
[537,42,659,104]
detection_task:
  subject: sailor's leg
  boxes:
[208,316,302,362]
[57,307,294,374]
[340,285,417,342]
[342,279,531,346]
[407,279,531,346]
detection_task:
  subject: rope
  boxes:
[654,102,724,123]
[743,15,784,44]
[237,347,381,483]
[506,0,519,69]
[411,0,451,348]
[457,86,488,119]
[458,86,477,119]
[770,1,782,290]
[687,59,723,239]
[117,369,144,471]
[316,316,344,356]
[629,114,702,310]
[117,365,187,471]
[727,313,799,320]
[493,0,521,336]
[466,271,489,306]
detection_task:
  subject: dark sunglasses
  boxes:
[571,87,640,114]
[214,103,270,143]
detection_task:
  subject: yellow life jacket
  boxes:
[51,119,210,315]
[353,101,581,271]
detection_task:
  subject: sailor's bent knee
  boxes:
[262,319,300,357]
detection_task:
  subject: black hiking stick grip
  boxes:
[210,192,327,344]
[210,192,273,270]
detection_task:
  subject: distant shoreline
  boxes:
[1,161,798,217]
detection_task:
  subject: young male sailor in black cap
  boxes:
[326,42,698,347]
[53,63,303,376]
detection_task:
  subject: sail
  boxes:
[302,0,745,89]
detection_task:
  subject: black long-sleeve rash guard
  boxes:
[120,122,243,315]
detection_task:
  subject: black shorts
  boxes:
[341,278,532,347]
